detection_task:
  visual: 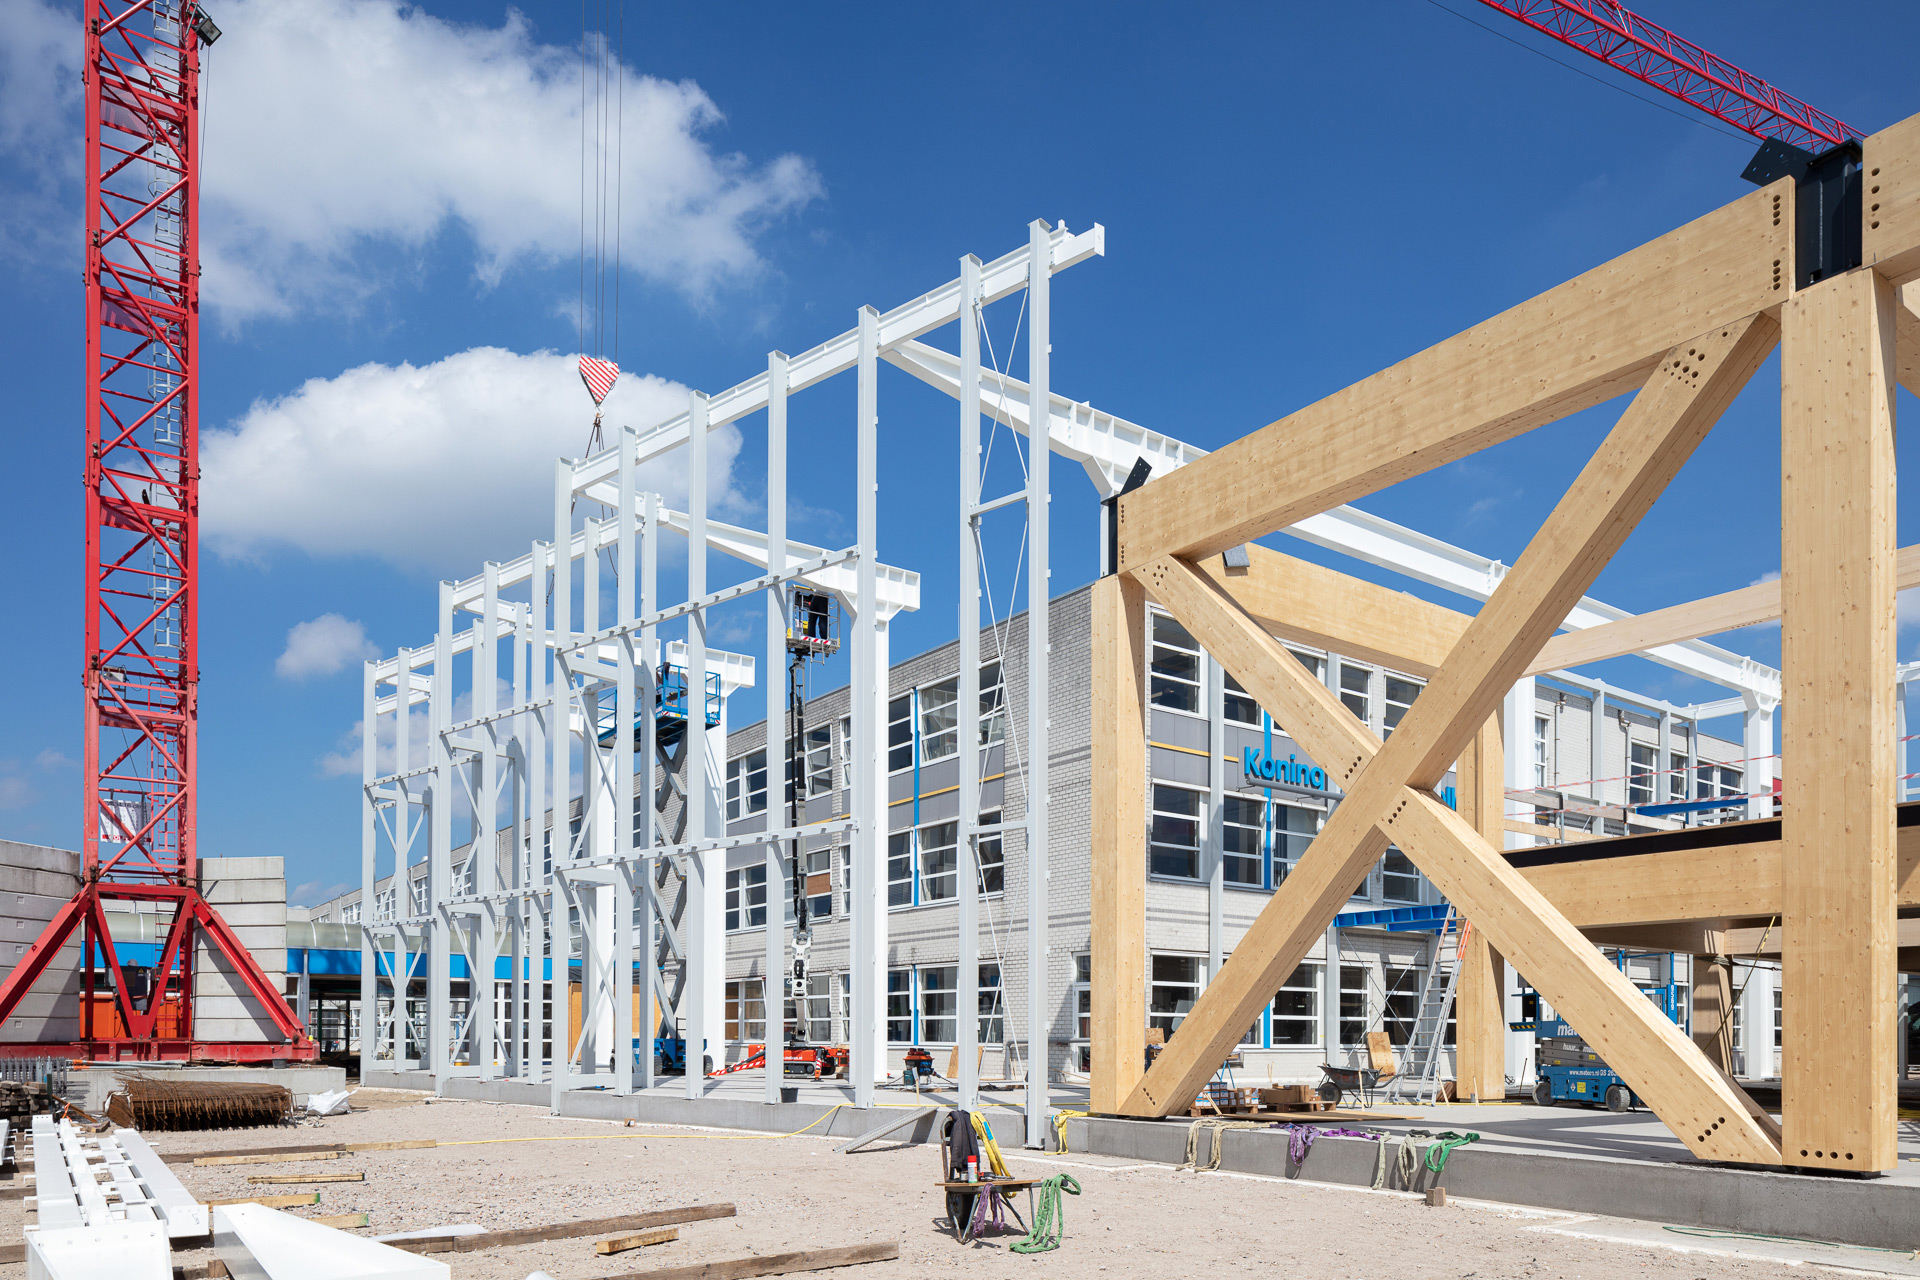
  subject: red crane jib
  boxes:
[1476,0,1857,151]
[0,2,312,1063]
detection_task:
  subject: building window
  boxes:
[1383,966,1425,1046]
[978,661,1007,747]
[978,963,1004,1044]
[1381,848,1421,903]
[888,695,913,773]
[1534,716,1550,788]
[918,821,958,903]
[1273,802,1320,885]
[1697,763,1743,802]
[1271,962,1321,1046]
[1383,676,1422,736]
[1339,964,1367,1046]
[806,848,834,920]
[726,750,768,820]
[725,979,764,1043]
[793,727,832,799]
[1628,743,1656,806]
[1073,954,1091,1073]
[1668,752,1688,803]
[1223,671,1259,727]
[1221,796,1264,888]
[1149,785,1201,879]
[977,811,1005,895]
[1149,954,1205,1040]
[919,679,959,764]
[1338,663,1370,725]
[410,875,427,916]
[887,832,914,908]
[341,902,361,925]
[375,887,395,920]
[725,865,768,931]
[1149,614,1201,714]
[917,966,958,1044]
[1773,985,1782,1049]
[887,968,913,1042]
[806,972,833,1042]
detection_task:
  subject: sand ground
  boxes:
[0,1090,1888,1280]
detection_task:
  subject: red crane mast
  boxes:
[0,0,311,1061]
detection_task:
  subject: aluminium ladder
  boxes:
[1387,907,1470,1105]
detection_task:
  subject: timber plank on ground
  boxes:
[600,1241,899,1280]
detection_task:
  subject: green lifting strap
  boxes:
[1008,1173,1083,1255]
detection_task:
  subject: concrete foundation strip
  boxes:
[385,1203,736,1255]
[598,1241,900,1280]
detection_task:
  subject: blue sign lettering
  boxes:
[1241,747,1327,792]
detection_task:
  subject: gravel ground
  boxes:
[0,1090,1833,1280]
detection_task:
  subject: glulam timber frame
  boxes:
[1093,112,1920,1171]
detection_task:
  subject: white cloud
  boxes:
[0,0,81,262]
[277,614,379,679]
[196,0,821,316]
[202,346,740,569]
[1,0,822,315]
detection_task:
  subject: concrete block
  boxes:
[26,1222,169,1280]
[198,902,289,929]
[0,842,80,878]
[215,1203,449,1280]
[0,870,82,900]
[200,857,285,884]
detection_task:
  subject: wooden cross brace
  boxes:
[1114,313,1785,1166]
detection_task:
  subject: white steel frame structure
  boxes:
[358,224,1098,1128]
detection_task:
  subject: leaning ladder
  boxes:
[1388,907,1469,1104]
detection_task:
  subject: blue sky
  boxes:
[3,0,1917,905]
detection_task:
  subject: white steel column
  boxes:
[850,305,882,1108]
[685,390,712,1098]
[391,648,412,1069]
[957,254,983,1111]
[765,351,789,1105]
[612,431,637,1094]
[429,581,454,1083]
[478,562,502,1080]
[358,661,377,1082]
[1742,693,1777,819]
[1589,686,1607,807]
[637,495,658,1088]
[700,699,728,1063]
[1024,219,1051,1146]
[527,539,549,1083]
[580,518,608,1078]
[549,462,573,1111]
[1503,678,1533,833]
[1206,654,1224,978]
[508,591,529,1078]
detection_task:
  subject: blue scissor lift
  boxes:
[1516,949,1683,1112]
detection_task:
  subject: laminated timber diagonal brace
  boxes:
[1118,314,1784,1165]
[1091,110,1920,1170]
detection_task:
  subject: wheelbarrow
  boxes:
[1316,1061,1387,1108]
